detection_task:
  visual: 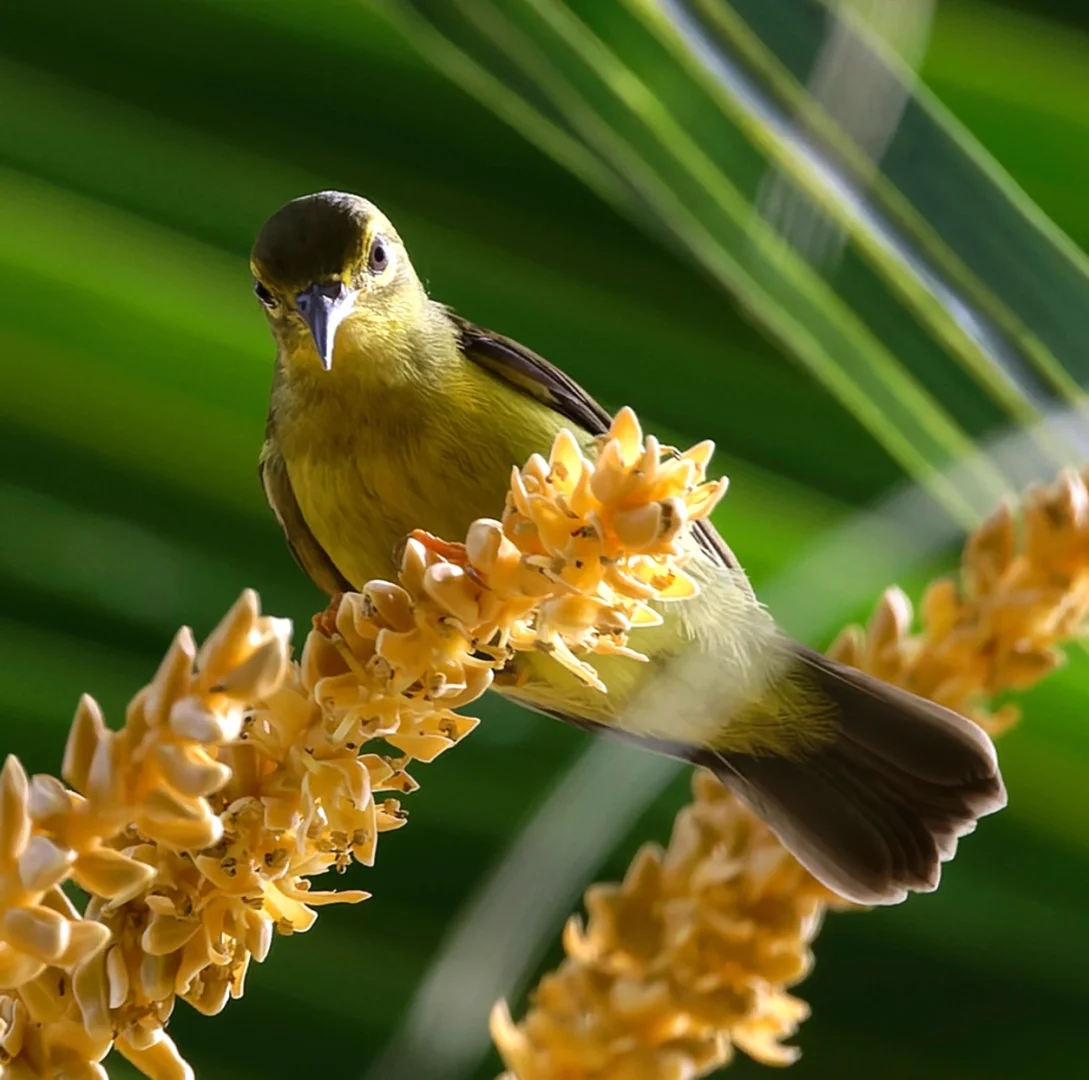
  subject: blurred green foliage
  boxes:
[1,1,1087,1078]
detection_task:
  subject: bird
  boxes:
[251,190,1006,906]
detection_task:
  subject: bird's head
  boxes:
[250,191,421,372]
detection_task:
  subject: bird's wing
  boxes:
[447,309,745,577]
[259,438,353,596]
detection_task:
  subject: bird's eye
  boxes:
[368,237,390,274]
[253,280,277,308]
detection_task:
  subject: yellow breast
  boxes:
[276,348,573,587]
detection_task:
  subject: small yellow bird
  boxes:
[252,191,1005,905]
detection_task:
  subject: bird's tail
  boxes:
[700,647,1006,905]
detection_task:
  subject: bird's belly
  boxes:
[280,371,578,587]
[285,439,513,588]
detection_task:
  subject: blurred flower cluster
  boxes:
[0,409,727,1079]
[491,767,842,1080]
[828,467,1089,735]
[493,466,1089,1080]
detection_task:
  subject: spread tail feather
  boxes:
[704,647,1006,905]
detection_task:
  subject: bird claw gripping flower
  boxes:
[0,410,728,1079]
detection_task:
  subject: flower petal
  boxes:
[72,849,156,902]
[0,756,31,863]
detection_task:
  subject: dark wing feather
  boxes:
[259,438,352,597]
[447,309,613,433]
[447,309,745,578]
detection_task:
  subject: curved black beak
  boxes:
[295,281,358,371]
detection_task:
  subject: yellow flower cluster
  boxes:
[493,466,1089,1080]
[491,769,839,1080]
[0,598,299,1079]
[0,408,727,1079]
[829,466,1089,734]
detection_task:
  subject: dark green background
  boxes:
[1,1,1087,1077]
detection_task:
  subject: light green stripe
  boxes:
[637,0,1043,424]
[714,0,1085,404]
[362,0,638,217]
[376,0,983,512]
[492,0,1000,518]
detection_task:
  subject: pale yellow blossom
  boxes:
[0,409,726,1078]
[494,466,1089,1080]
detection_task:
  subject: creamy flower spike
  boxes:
[829,466,1089,737]
[0,410,727,1080]
[388,409,728,695]
[0,422,1085,1079]
[490,770,844,1080]
[492,465,1089,1080]
[0,593,298,1078]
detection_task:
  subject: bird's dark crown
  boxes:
[252,191,381,289]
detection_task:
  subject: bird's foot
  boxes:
[406,529,472,569]
[313,591,346,638]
